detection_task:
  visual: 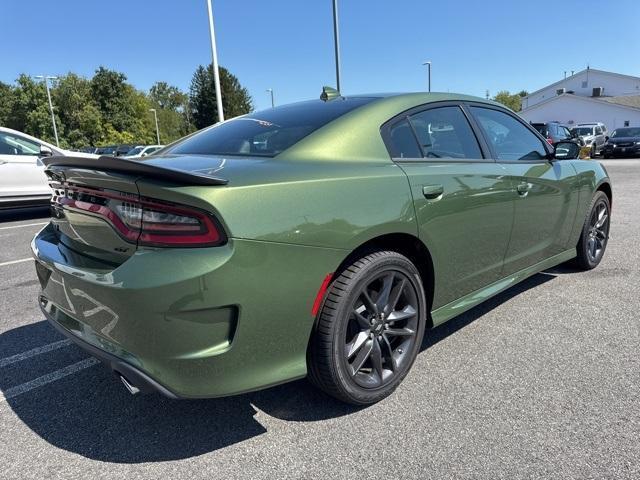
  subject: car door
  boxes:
[594,125,604,151]
[468,105,579,275]
[0,131,50,199]
[383,103,515,309]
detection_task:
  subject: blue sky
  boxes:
[3,0,640,111]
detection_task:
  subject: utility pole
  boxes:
[206,0,225,122]
[149,109,160,144]
[332,0,341,92]
[266,88,275,108]
[34,75,59,147]
[422,61,432,92]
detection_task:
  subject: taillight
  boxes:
[546,137,554,145]
[53,185,225,247]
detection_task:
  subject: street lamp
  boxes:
[422,61,431,92]
[206,0,225,123]
[266,88,275,108]
[34,75,59,147]
[149,109,160,144]
[332,0,341,92]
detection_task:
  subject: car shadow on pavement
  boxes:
[0,207,49,223]
[1,271,557,463]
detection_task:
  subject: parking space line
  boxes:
[0,258,32,267]
[0,358,99,403]
[0,339,73,368]
[0,222,48,230]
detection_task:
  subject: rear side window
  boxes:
[167,97,375,157]
[470,107,547,161]
[408,107,482,159]
[388,120,422,158]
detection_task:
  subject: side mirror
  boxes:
[141,152,148,157]
[605,136,609,142]
[39,145,53,157]
[553,141,580,160]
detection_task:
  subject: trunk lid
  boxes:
[43,155,229,265]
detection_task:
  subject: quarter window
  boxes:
[470,107,547,161]
[408,107,482,159]
[388,120,421,158]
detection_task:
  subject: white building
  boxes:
[519,68,640,132]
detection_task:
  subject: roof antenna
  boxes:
[320,86,341,102]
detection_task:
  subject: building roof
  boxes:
[521,93,640,113]
[602,95,640,109]
[523,68,640,100]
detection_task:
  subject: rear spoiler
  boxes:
[42,155,228,186]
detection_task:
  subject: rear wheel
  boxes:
[308,251,427,405]
[575,191,610,270]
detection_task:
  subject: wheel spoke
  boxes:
[370,338,384,381]
[346,331,369,359]
[587,237,597,258]
[595,207,608,228]
[353,307,371,329]
[387,305,417,323]
[360,289,378,316]
[350,339,374,376]
[385,278,406,316]
[376,273,395,311]
[381,334,398,372]
[385,327,415,338]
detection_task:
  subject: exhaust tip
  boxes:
[119,374,140,395]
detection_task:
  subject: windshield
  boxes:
[611,128,640,138]
[572,127,594,136]
[167,97,376,157]
[126,147,144,155]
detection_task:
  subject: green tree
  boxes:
[492,90,523,112]
[0,81,14,126]
[9,75,60,144]
[189,64,253,129]
[53,73,103,148]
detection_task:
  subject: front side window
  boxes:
[595,126,603,135]
[408,106,482,159]
[0,132,41,156]
[167,97,375,157]
[470,107,547,161]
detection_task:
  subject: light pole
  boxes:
[422,61,431,92]
[206,0,225,123]
[332,0,341,92]
[34,75,59,147]
[266,88,275,108]
[149,109,160,144]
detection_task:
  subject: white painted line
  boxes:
[0,339,73,368]
[0,258,32,267]
[0,358,100,403]
[0,222,48,230]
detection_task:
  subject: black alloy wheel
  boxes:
[308,250,426,405]
[575,191,610,269]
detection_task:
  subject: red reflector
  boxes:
[312,273,334,316]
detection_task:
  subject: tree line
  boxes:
[0,65,253,149]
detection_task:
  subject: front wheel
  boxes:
[308,251,427,405]
[575,191,610,270]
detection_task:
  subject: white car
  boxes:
[0,127,98,209]
[122,145,164,158]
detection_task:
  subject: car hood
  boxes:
[608,137,640,144]
[59,149,99,159]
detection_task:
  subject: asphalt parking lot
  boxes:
[0,159,638,480]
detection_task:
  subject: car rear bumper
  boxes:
[32,223,346,398]
[602,146,640,157]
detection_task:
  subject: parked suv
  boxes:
[571,123,607,158]
[531,122,577,145]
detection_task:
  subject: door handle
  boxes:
[422,184,444,200]
[516,182,531,196]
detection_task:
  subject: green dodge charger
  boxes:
[32,92,612,405]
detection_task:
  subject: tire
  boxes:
[574,191,610,270]
[308,250,427,405]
